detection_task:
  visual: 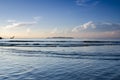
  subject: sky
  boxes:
[0,0,120,39]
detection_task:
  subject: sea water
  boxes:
[0,39,120,80]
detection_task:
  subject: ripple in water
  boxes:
[0,39,120,80]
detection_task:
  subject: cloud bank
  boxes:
[72,21,120,38]
[72,21,120,32]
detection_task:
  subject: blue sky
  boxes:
[0,0,120,38]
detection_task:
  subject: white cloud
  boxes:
[72,21,120,33]
[26,28,31,33]
[76,0,89,6]
[4,16,42,29]
[72,21,96,32]
[101,22,112,25]
[50,28,58,34]
[5,21,36,29]
[33,16,42,21]
[7,20,16,23]
[76,0,99,6]
[71,21,120,38]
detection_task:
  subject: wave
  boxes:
[0,39,120,47]
[1,39,80,42]
[4,48,120,60]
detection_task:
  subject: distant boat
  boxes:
[47,37,74,39]
[10,36,15,39]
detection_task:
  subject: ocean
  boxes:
[0,38,120,80]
